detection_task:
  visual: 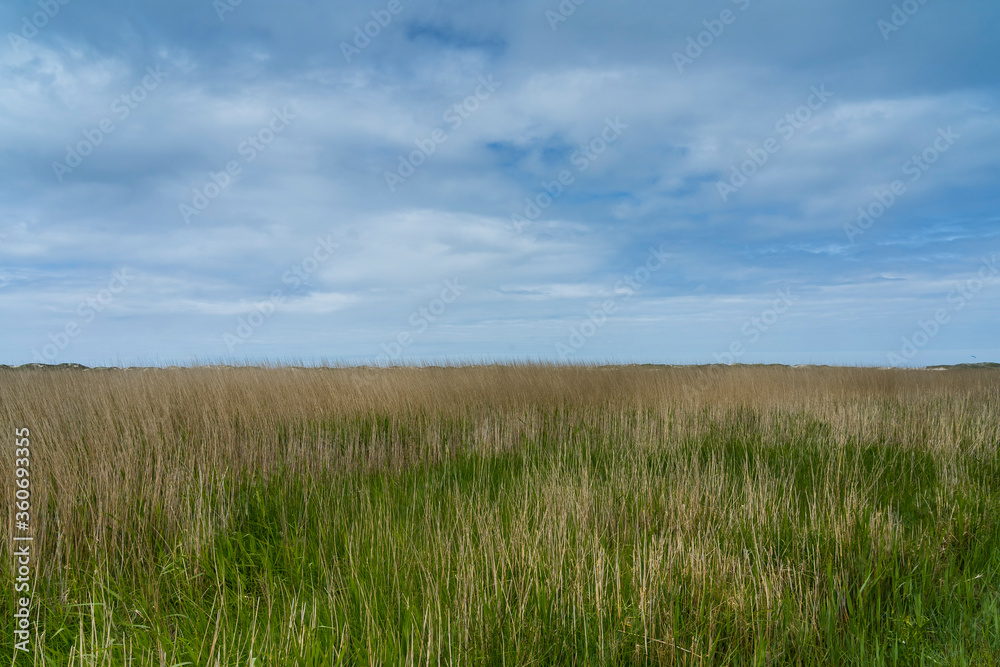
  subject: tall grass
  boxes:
[1,364,999,664]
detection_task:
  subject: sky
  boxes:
[1,0,998,367]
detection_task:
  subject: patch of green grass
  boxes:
[2,366,999,664]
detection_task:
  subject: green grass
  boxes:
[2,366,999,664]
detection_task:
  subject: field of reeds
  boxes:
[1,364,999,665]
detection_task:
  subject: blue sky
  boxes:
[1,0,998,367]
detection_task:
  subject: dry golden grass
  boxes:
[1,364,998,664]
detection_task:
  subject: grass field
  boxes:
[2,364,999,665]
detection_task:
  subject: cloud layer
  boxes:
[2,0,999,366]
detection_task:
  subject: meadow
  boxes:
[1,364,998,665]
